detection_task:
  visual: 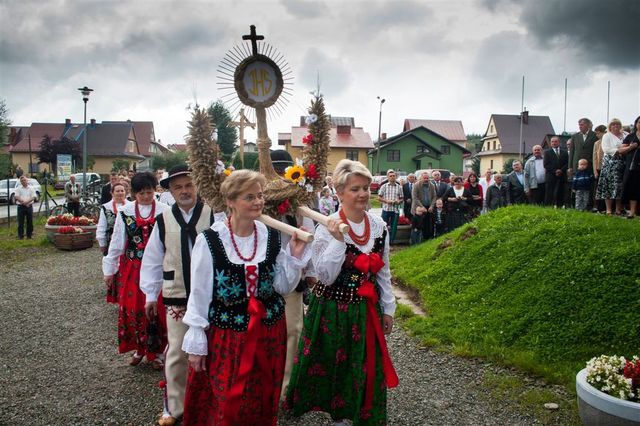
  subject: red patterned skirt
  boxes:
[183,317,287,426]
[105,255,123,304]
[116,257,167,359]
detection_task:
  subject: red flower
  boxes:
[306,164,319,180]
[277,199,291,215]
[302,133,314,145]
[158,380,167,389]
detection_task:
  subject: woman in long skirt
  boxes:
[97,181,130,303]
[285,159,398,425]
[181,170,309,426]
[103,172,169,368]
[596,118,628,215]
[444,176,472,231]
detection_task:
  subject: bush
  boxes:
[391,205,640,385]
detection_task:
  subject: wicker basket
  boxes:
[53,232,95,251]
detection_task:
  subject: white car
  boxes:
[0,178,42,204]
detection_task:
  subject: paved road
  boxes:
[0,196,66,219]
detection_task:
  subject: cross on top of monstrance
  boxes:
[242,25,264,56]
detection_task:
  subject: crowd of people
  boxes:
[96,159,398,426]
[376,116,640,245]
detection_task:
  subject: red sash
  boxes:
[354,253,399,413]
[224,265,264,422]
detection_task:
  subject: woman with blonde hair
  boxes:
[181,169,309,425]
[285,159,398,426]
[596,118,628,215]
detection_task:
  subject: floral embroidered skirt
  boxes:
[284,296,387,425]
[117,257,167,357]
[183,317,287,426]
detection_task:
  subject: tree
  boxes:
[231,151,259,171]
[37,136,82,174]
[502,158,517,174]
[151,151,188,171]
[0,99,11,147]
[466,133,483,154]
[207,100,237,161]
[111,159,131,173]
[0,153,16,178]
[470,156,481,175]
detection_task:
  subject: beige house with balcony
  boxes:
[476,113,555,172]
[278,116,374,173]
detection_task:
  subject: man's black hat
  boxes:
[160,164,191,189]
[270,150,293,175]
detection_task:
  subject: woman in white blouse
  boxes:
[181,170,308,426]
[102,172,169,368]
[596,118,628,215]
[284,159,398,426]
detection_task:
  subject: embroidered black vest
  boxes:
[203,227,284,332]
[334,229,387,290]
[121,212,154,261]
[103,206,117,247]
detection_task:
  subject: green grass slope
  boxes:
[391,205,640,385]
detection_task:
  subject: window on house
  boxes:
[493,141,496,150]
[417,145,428,154]
[490,160,494,169]
[127,140,136,153]
[427,162,433,168]
[441,145,450,155]
[387,150,400,162]
[490,125,494,133]
[346,150,359,161]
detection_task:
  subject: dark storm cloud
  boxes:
[359,0,432,28]
[480,0,639,69]
[280,0,328,18]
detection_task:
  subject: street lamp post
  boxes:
[375,96,385,174]
[78,86,93,199]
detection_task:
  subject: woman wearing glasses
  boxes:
[180,170,309,425]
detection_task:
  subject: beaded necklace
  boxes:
[339,209,370,245]
[227,218,258,262]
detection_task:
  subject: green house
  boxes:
[367,126,470,175]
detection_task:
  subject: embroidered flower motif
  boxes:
[337,303,348,312]
[320,316,330,334]
[335,348,347,363]
[302,336,312,356]
[220,313,229,322]
[352,324,361,342]
[307,363,327,376]
[234,314,244,325]
[330,394,346,409]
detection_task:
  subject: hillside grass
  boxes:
[391,205,640,386]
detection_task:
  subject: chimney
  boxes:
[10,127,16,145]
[381,132,387,140]
[90,118,96,125]
[65,118,71,127]
[522,110,529,125]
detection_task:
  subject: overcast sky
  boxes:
[1,0,638,150]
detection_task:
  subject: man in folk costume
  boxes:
[140,165,219,426]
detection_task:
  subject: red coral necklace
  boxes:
[135,200,155,220]
[339,209,370,245]
[228,218,258,262]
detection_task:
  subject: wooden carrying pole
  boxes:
[258,214,314,243]
[297,206,349,234]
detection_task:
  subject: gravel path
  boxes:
[1,245,575,425]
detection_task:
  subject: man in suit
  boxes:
[411,172,436,243]
[568,118,598,209]
[402,173,416,220]
[100,172,119,204]
[543,136,569,207]
[432,170,449,200]
[506,160,527,205]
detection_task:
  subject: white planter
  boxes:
[576,368,640,425]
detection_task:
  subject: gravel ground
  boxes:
[1,245,576,425]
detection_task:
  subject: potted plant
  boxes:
[576,355,640,425]
[45,214,97,242]
[52,225,95,251]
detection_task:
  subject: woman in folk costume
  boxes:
[181,170,310,426]
[103,172,169,369]
[97,181,130,303]
[285,159,398,426]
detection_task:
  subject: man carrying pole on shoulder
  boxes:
[140,164,220,426]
